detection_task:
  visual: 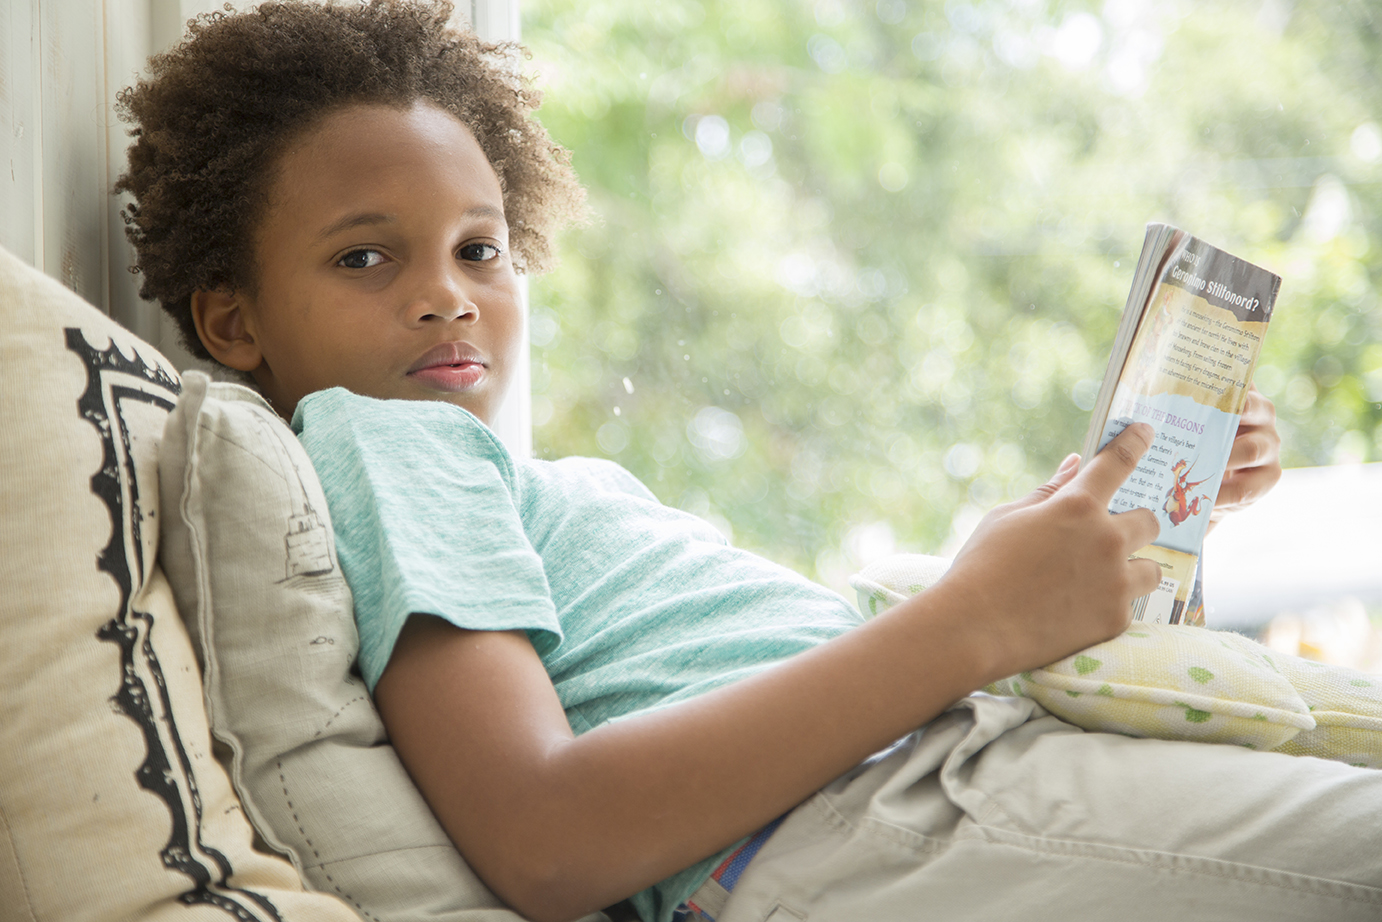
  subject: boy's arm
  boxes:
[375,424,1161,922]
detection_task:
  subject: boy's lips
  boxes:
[407,342,488,392]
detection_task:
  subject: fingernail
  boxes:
[1057,453,1080,474]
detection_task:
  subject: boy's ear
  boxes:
[191,288,263,372]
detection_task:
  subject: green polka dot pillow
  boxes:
[848,554,1382,762]
[850,553,950,617]
[1271,656,1382,768]
[984,626,1312,751]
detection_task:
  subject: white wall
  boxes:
[1,0,224,364]
[0,0,530,453]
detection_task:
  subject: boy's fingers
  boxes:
[1129,554,1164,598]
[1238,386,1276,426]
[1004,452,1080,510]
[1227,434,1276,481]
[1076,423,1154,504]
[1053,452,1081,483]
[1225,429,1270,471]
[1117,506,1161,552]
[1215,461,1282,513]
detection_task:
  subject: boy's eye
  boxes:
[458,242,502,263]
[338,249,386,269]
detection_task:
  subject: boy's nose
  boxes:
[406,261,478,324]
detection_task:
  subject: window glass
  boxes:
[523,0,1381,592]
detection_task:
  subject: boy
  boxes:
[118,4,1378,922]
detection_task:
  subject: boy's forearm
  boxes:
[376,591,995,922]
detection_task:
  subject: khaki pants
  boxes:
[717,695,1382,921]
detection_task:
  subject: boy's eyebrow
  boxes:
[315,212,395,241]
[314,206,507,242]
[462,205,507,223]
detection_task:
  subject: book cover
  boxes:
[1082,224,1281,625]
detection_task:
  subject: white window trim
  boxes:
[466,0,532,457]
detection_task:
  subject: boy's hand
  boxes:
[936,423,1163,682]
[1210,386,1281,528]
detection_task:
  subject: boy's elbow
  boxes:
[493,876,606,922]
[502,892,588,922]
[484,849,614,922]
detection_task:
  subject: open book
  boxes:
[1082,224,1281,626]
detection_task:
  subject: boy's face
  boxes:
[204,100,522,424]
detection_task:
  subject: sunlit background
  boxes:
[519,0,1382,656]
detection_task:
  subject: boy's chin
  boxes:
[429,393,493,424]
[394,385,496,426]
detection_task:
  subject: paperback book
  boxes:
[1082,223,1281,626]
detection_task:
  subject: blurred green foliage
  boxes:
[521,0,1382,592]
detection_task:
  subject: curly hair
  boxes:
[115,0,585,360]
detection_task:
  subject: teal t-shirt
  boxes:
[293,389,862,922]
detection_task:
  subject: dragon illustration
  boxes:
[1163,457,1212,526]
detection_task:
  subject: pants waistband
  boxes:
[678,814,786,922]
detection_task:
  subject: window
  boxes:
[523,0,1382,618]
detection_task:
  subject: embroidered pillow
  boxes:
[0,243,358,921]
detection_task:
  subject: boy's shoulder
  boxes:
[523,454,659,505]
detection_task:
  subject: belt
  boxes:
[677,814,786,922]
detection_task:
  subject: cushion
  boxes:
[850,553,950,617]
[158,371,607,922]
[0,243,358,920]
[986,627,1314,751]
[1270,656,1382,768]
[851,554,1318,752]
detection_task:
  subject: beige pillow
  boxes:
[0,244,357,921]
[158,372,608,922]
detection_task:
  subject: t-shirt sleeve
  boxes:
[293,389,561,690]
